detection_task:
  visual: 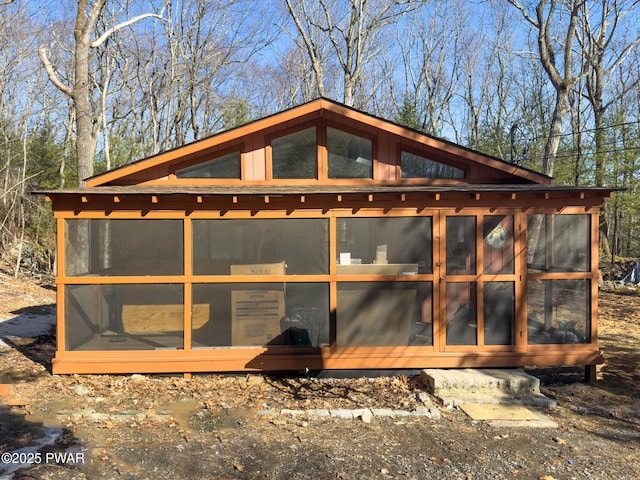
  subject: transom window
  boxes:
[401,150,464,179]
[175,151,240,178]
[271,127,318,179]
[327,127,373,178]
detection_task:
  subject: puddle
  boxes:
[26,396,80,423]
[0,426,63,479]
[0,371,22,384]
[165,398,199,431]
[190,406,258,432]
[161,397,258,433]
[0,396,89,479]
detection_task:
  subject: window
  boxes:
[528,279,589,344]
[527,214,591,346]
[446,282,477,346]
[65,219,183,276]
[400,151,464,179]
[65,284,184,351]
[192,283,330,348]
[483,216,514,274]
[175,151,240,178]
[272,127,317,179]
[192,218,329,275]
[336,282,432,346]
[327,127,372,178]
[527,214,590,272]
[336,217,432,274]
[446,216,476,275]
[484,282,515,345]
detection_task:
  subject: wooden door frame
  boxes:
[435,209,523,353]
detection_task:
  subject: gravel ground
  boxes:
[1,271,639,480]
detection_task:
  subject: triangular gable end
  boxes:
[86,98,551,187]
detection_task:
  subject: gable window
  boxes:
[327,127,373,178]
[400,150,464,179]
[176,151,241,179]
[272,127,317,179]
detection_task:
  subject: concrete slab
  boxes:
[461,402,558,428]
[461,403,539,421]
[487,416,558,429]
[421,368,557,410]
[422,368,541,395]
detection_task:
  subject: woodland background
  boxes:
[1,0,640,276]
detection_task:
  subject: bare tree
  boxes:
[250,45,319,113]
[508,0,589,177]
[455,2,525,159]
[283,0,426,107]
[577,0,640,187]
[38,0,163,186]
[389,1,463,136]
[112,0,270,159]
[565,0,640,260]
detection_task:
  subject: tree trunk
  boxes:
[73,0,104,185]
[541,87,569,176]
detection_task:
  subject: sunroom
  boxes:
[39,98,616,378]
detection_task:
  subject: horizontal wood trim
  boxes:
[47,199,607,220]
[59,275,186,285]
[52,348,605,375]
[50,204,604,223]
[527,272,595,280]
[58,274,438,285]
[40,183,619,197]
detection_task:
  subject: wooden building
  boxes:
[39,98,616,378]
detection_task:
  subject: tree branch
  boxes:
[91,12,165,48]
[507,0,540,28]
[38,46,73,97]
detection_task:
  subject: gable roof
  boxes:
[85,97,551,187]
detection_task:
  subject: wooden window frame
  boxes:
[169,144,245,184]
[525,210,598,352]
[396,144,467,184]
[264,120,380,184]
[325,122,378,183]
[265,122,320,182]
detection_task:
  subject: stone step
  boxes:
[421,368,556,409]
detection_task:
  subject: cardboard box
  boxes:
[231,290,285,346]
[335,263,418,275]
[230,263,286,345]
[230,261,286,276]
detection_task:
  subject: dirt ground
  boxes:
[1,271,639,480]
